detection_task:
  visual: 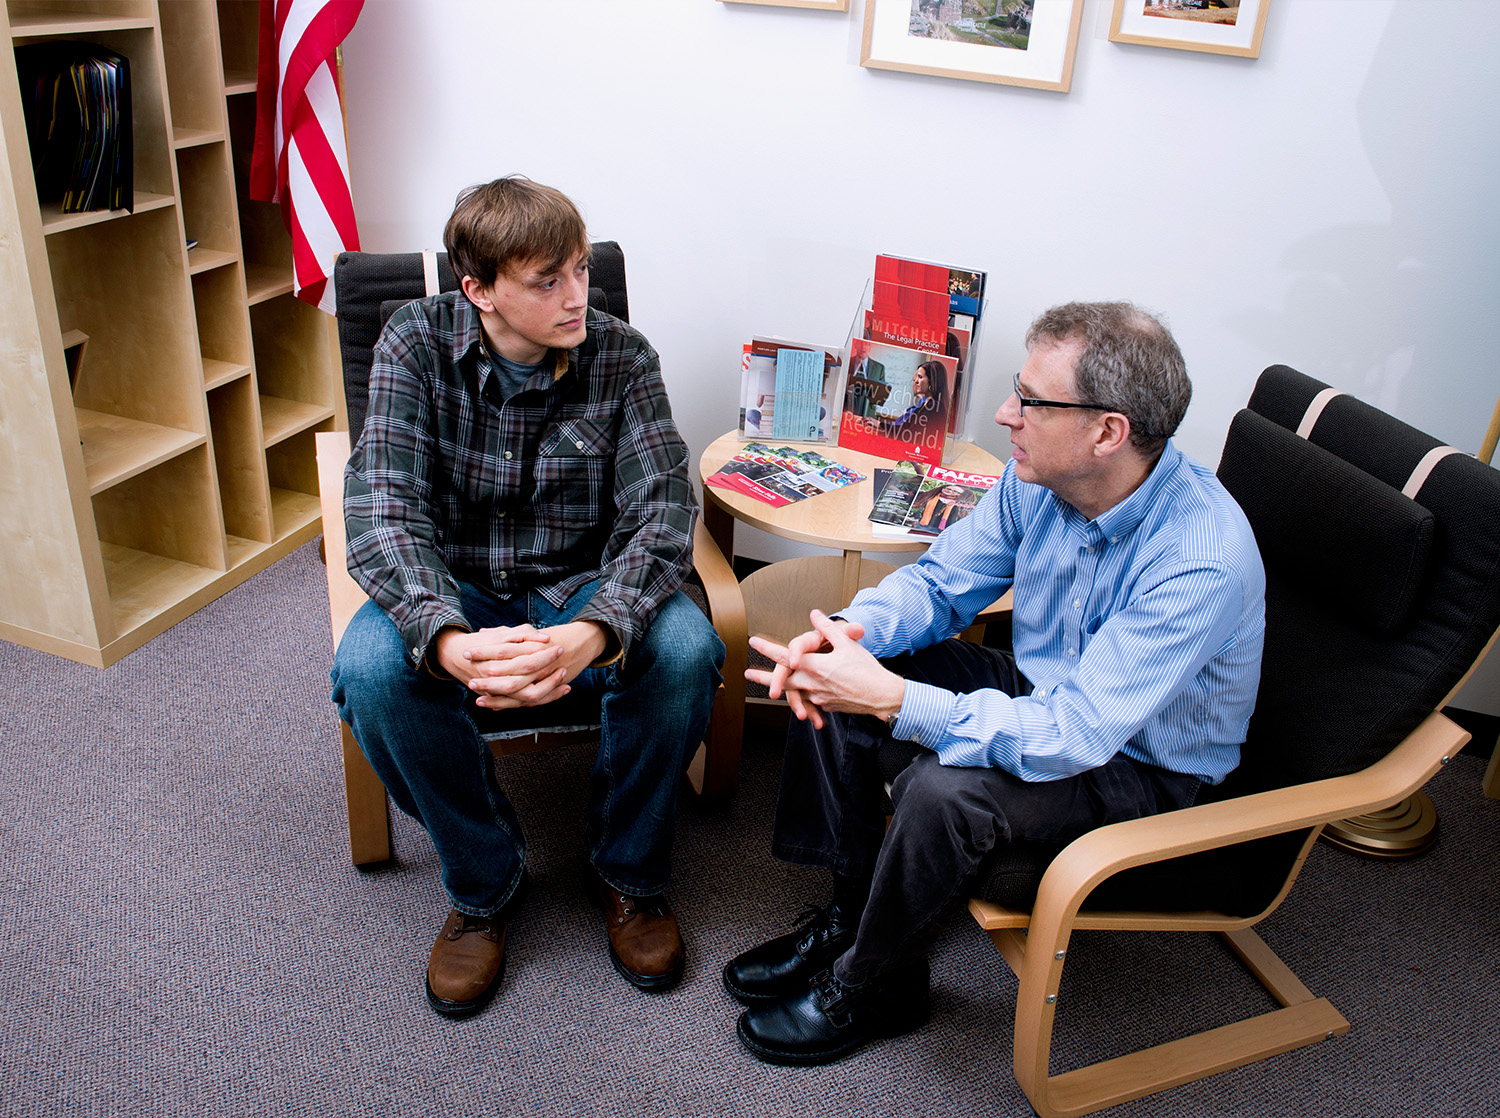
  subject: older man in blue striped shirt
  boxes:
[725,301,1266,1066]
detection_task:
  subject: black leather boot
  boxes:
[722,903,859,1006]
[736,959,931,1066]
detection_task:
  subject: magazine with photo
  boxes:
[844,253,989,465]
[868,462,1002,538]
[838,337,956,468]
[867,461,928,533]
[875,253,987,321]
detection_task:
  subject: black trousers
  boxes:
[770,638,1201,987]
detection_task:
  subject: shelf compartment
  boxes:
[244,262,293,304]
[224,92,293,280]
[267,424,328,540]
[216,0,257,87]
[48,206,204,433]
[261,395,334,447]
[202,359,250,390]
[269,486,322,543]
[250,291,336,411]
[191,264,250,368]
[176,140,239,260]
[92,445,228,615]
[99,540,221,640]
[20,24,178,201]
[76,409,205,495]
[208,377,272,543]
[159,0,229,138]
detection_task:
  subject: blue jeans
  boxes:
[770,638,1200,987]
[330,579,724,916]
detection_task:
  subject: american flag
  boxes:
[249,0,363,313]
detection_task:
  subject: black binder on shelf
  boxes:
[16,41,133,215]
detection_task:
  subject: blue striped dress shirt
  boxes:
[843,442,1265,784]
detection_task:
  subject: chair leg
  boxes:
[694,666,745,803]
[341,720,392,865]
[1011,922,1349,1118]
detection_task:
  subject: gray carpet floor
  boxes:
[1,540,1497,1117]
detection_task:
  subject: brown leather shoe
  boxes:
[426,908,506,1017]
[586,870,685,991]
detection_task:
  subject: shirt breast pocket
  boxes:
[534,417,616,518]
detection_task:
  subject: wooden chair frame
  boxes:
[968,694,1482,1118]
[316,430,748,865]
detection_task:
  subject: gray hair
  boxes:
[1025,301,1190,457]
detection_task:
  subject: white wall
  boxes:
[340,0,1500,713]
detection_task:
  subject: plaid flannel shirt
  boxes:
[344,293,697,672]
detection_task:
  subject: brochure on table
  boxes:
[738,337,844,445]
[705,443,866,509]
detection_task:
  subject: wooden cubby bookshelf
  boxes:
[0,0,343,667]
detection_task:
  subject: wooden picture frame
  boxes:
[1109,0,1270,59]
[861,0,1085,93]
[718,0,849,10]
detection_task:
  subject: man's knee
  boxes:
[331,600,422,713]
[632,592,725,687]
[889,755,1003,851]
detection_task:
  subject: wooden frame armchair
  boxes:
[320,246,747,866]
[962,365,1500,1117]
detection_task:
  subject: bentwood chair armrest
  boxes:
[316,430,361,649]
[972,709,1473,935]
[690,517,748,801]
[1037,710,1467,922]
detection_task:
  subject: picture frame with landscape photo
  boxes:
[1109,0,1269,59]
[861,0,1085,92]
[718,0,849,11]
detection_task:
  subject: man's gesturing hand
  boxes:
[745,609,903,730]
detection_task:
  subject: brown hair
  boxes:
[442,175,589,289]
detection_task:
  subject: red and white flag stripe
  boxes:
[250,0,363,313]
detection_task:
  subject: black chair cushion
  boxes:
[1218,410,1433,637]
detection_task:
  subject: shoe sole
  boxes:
[609,945,685,992]
[734,1003,930,1066]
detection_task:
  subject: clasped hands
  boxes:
[435,620,608,710]
[745,609,904,730]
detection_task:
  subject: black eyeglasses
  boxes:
[1011,371,1111,417]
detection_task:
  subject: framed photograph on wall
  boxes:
[1109,0,1270,59]
[861,0,1085,92]
[719,0,849,10]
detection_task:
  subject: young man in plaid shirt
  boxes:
[332,176,724,1018]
